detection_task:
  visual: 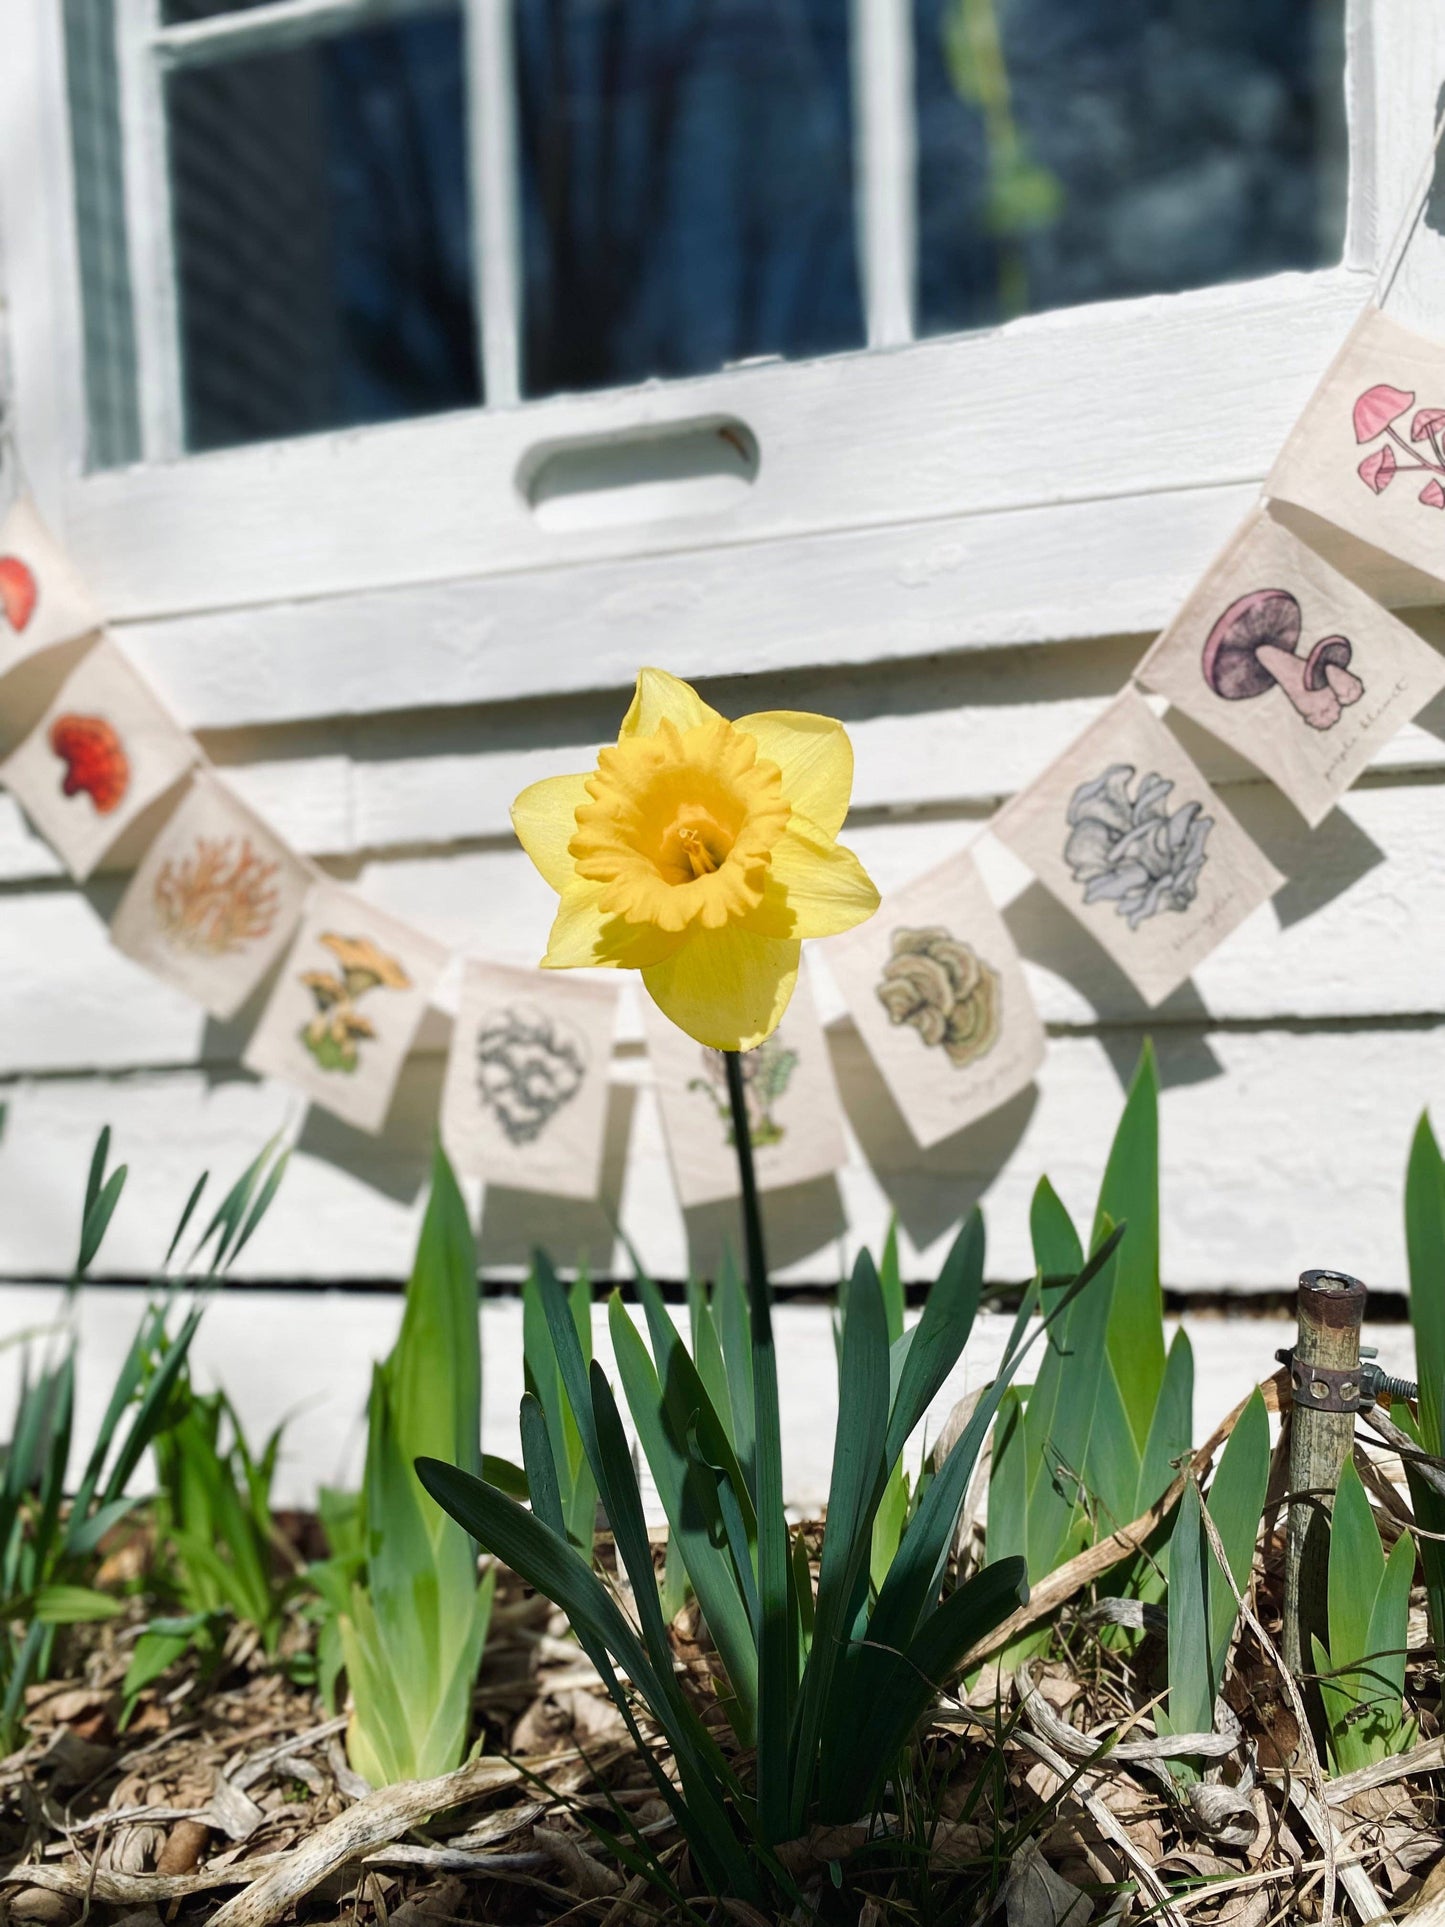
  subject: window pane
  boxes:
[914,0,1348,337]
[514,0,864,401]
[166,12,480,453]
[161,0,284,21]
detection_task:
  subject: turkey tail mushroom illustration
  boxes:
[1201,590,1364,732]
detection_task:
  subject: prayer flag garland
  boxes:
[3,292,1445,1208]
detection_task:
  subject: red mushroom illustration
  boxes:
[0,555,38,633]
[1201,589,1363,732]
[1353,383,1445,508]
[49,713,131,813]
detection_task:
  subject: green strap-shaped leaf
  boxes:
[1204,1389,1269,1689]
[790,1250,891,1827]
[1162,1480,1211,1748]
[884,1211,985,1468]
[1405,1112,1445,1457]
[608,1294,758,1738]
[819,1556,1027,1821]
[1092,1043,1165,1454]
[415,1456,759,1901]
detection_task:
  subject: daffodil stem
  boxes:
[724,1048,791,1840]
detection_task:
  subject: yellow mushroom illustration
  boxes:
[299,933,411,1073]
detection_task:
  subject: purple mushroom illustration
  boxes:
[1353,383,1445,508]
[1064,764,1212,929]
[1201,588,1363,732]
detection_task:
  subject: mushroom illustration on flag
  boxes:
[49,713,130,813]
[1201,589,1363,732]
[1064,765,1212,928]
[689,1034,798,1148]
[0,556,38,633]
[875,926,1000,1069]
[299,932,412,1073]
[475,1004,589,1146]
[1354,383,1445,510]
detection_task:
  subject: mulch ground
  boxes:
[2,1454,1442,1924]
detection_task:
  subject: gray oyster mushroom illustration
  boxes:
[476,1004,588,1145]
[1201,587,1363,732]
[875,926,1001,1069]
[1064,764,1212,930]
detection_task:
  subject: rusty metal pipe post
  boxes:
[1280,1269,1367,1685]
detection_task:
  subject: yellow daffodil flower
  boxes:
[511,668,880,1050]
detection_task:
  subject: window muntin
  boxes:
[65,0,1351,471]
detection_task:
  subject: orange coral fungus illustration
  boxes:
[154,835,281,956]
[300,933,412,1074]
[0,555,38,633]
[49,713,130,814]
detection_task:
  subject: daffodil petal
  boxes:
[734,710,854,837]
[512,772,591,892]
[642,927,800,1051]
[543,884,685,970]
[619,667,721,740]
[746,813,880,939]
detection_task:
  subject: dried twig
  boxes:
[206,1753,554,1927]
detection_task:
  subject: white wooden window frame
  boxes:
[2,0,1443,739]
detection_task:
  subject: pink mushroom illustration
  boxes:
[1201,589,1363,732]
[1353,382,1445,508]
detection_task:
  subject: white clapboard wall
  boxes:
[1,2,1444,1301]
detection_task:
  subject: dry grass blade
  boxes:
[1014,1721,1189,1927]
[963,1374,1284,1671]
[1325,1737,1445,1805]
[206,1751,546,1927]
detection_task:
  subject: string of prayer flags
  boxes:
[243,883,448,1134]
[993,689,1284,1008]
[828,848,1045,1148]
[441,960,620,1199]
[0,635,196,879]
[1137,506,1445,827]
[0,498,104,677]
[1267,306,1445,590]
[643,963,847,1209]
[110,769,312,1019]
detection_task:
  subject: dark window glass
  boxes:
[166,12,480,453]
[162,1,298,23]
[514,0,864,401]
[914,0,1348,337]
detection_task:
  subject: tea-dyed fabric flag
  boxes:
[110,769,312,1019]
[441,960,620,1199]
[0,498,105,677]
[1137,507,1445,827]
[243,883,448,1134]
[0,636,196,879]
[992,689,1284,1007]
[828,848,1045,1148]
[643,962,847,1210]
[1268,306,1445,589]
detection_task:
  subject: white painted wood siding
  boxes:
[2,2,1445,1301]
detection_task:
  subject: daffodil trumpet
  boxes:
[510,667,880,1052]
